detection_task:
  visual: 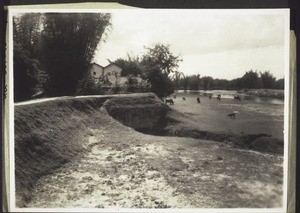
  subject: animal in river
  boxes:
[227,113,236,118]
[217,95,221,101]
[182,97,186,101]
[234,95,241,101]
[165,98,174,105]
[208,94,212,99]
[197,97,201,103]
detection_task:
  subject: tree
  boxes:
[189,74,201,90]
[260,71,276,89]
[13,13,44,101]
[113,54,142,77]
[180,76,190,90]
[201,76,213,90]
[142,43,182,75]
[275,78,284,89]
[241,70,259,89]
[40,13,111,96]
[172,70,185,89]
[141,44,182,97]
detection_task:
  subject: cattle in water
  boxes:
[208,94,212,99]
[165,98,174,105]
[234,95,241,101]
[182,97,186,101]
[227,113,236,118]
[197,97,201,103]
[217,95,221,101]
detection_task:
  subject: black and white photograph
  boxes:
[8,8,290,212]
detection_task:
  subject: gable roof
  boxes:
[104,63,122,70]
[91,62,104,68]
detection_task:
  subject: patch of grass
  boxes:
[163,109,283,155]
[103,96,167,111]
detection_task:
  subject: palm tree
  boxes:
[172,71,185,88]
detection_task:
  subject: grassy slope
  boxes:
[14,95,163,207]
[14,98,110,206]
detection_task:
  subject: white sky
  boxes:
[93,10,288,80]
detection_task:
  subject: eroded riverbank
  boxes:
[14,93,284,208]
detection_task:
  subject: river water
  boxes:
[176,90,284,118]
[176,90,284,105]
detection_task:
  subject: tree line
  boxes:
[113,55,284,97]
[175,70,284,91]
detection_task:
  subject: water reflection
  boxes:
[243,96,284,105]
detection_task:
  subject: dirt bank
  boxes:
[26,110,283,209]
[15,94,162,207]
[14,93,284,208]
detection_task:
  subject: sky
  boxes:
[93,10,288,80]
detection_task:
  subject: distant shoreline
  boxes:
[176,89,284,99]
[238,89,284,99]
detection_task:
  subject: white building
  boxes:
[90,63,122,85]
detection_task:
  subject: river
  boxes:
[175,90,284,118]
[176,90,284,105]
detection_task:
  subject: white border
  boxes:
[283,9,290,213]
[7,8,290,213]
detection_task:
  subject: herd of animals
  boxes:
[163,94,242,119]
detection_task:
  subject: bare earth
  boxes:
[26,94,284,209]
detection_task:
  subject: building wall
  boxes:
[90,64,103,82]
[104,64,122,85]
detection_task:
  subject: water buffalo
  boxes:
[234,95,241,101]
[165,98,174,105]
[227,113,236,118]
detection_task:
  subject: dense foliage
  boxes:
[113,55,143,77]
[176,70,284,91]
[13,13,111,101]
[13,14,44,101]
[113,44,181,97]
[41,13,111,96]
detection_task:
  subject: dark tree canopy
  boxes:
[275,78,284,89]
[113,55,142,77]
[141,44,182,76]
[241,70,259,89]
[260,71,277,89]
[13,13,43,101]
[141,44,182,97]
[188,74,201,90]
[41,13,111,96]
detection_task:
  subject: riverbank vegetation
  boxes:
[174,70,284,91]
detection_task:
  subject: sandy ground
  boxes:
[26,99,284,209]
